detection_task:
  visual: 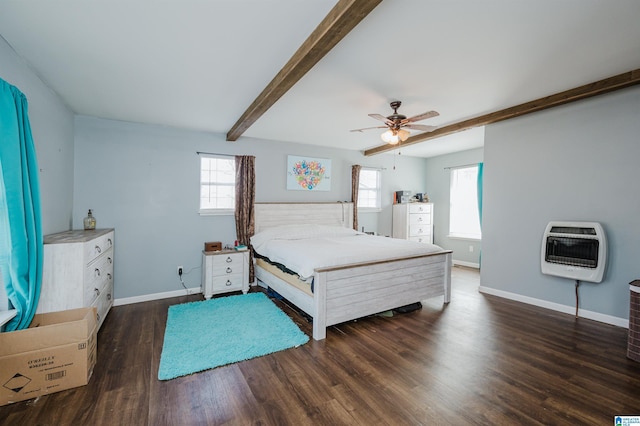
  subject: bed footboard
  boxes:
[312,251,452,340]
[255,250,452,341]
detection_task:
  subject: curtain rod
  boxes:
[359,165,387,171]
[196,151,235,158]
[444,162,481,170]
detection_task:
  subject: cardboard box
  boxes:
[204,241,222,252]
[0,307,97,406]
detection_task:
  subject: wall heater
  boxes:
[541,221,607,283]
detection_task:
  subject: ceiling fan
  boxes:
[350,101,439,145]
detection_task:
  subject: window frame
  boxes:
[357,167,382,212]
[448,165,482,241]
[198,154,235,216]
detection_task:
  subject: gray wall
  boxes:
[73,116,428,300]
[0,36,75,235]
[481,86,640,322]
[425,147,484,266]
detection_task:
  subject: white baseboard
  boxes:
[114,287,201,306]
[479,286,629,329]
[453,260,480,269]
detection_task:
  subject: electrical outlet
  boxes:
[177,266,183,276]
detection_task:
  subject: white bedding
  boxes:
[251,224,444,280]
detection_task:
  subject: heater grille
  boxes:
[545,236,599,268]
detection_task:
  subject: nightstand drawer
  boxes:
[211,274,244,292]
[211,252,243,267]
[212,263,243,277]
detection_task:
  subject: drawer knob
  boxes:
[107,293,112,301]
[225,280,232,286]
[97,313,101,322]
[226,256,232,263]
[94,288,100,296]
[107,273,112,280]
[107,238,112,246]
[95,245,102,254]
[95,268,101,277]
[418,217,423,222]
[108,257,112,264]
[226,267,233,274]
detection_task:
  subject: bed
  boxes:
[252,202,452,340]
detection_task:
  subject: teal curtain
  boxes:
[477,162,483,228]
[0,78,43,331]
[476,162,483,267]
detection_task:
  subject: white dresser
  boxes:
[38,229,114,329]
[201,250,249,298]
[392,203,434,244]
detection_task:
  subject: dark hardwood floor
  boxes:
[2,266,639,425]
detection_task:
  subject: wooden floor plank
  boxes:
[1,266,639,425]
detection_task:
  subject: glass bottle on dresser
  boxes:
[83,209,96,230]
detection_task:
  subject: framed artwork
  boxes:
[286,155,331,191]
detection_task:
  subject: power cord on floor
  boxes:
[177,266,200,295]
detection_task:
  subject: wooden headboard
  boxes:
[254,202,354,234]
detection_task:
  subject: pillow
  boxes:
[251,224,361,250]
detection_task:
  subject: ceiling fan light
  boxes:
[398,129,410,141]
[381,129,400,144]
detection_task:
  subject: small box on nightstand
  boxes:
[204,241,222,252]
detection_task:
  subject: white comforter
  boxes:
[250,224,444,280]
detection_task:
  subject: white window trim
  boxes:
[358,167,382,212]
[198,154,235,215]
[448,165,482,240]
[448,234,482,242]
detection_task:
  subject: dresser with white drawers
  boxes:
[392,203,434,244]
[201,250,249,298]
[38,229,114,329]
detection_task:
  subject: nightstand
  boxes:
[201,250,249,298]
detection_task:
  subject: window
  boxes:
[358,168,381,210]
[199,155,235,214]
[449,165,482,239]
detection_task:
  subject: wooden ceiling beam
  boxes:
[226,0,382,141]
[364,68,640,156]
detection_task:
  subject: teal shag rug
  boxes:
[158,292,309,380]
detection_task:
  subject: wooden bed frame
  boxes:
[253,202,452,340]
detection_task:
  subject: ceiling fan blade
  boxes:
[350,125,388,132]
[368,113,393,125]
[404,124,437,132]
[403,110,439,123]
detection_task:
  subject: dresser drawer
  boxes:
[409,203,431,214]
[409,213,431,226]
[409,225,431,237]
[92,280,113,329]
[84,231,114,265]
[410,235,432,244]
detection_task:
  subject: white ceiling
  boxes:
[1,0,639,158]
